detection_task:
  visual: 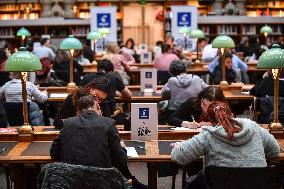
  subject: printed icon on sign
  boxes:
[101,15,107,23]
[145,84,153,89]
[139,108,149,119]
[137,126,151,136]
[145,72,152,79]
[181,14,188,22]
[144,54,149,59]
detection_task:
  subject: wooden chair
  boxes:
[205,166,281,189]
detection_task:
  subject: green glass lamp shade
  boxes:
[212,34,235,48]
[5,47,41,72]
[190,29,205,39]
[98,28,110,36]
[257,44,284,69]
[179,27,191,35]
[60,35,83,50]
[87,30,102,40]
[16,27,31,37]
[260,25,272,34]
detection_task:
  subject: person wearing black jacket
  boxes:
[50,87,127,168]
[168,86,226,127]
[53,59,131,129]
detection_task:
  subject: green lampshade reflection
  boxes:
[190,29,205,39]
[98,28,110,36]
[212,34,235,48]
[179,27,191,35]
[87,30,102,40]
[60,35,83,50]
[260,25,273,34]
[257,44,284,69]
[16,27,31,37]
[5,47,41,72]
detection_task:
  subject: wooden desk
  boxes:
[1,139,284,189]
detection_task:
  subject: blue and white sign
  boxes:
[140,51,152,64]
[145,72,152,79]
[139,108,149,119]
[91,7,117,47]
[171,6,197,51]
[97,13,111,28]
[177,12,191,27]
[140,68,157,93]
[131,103,158,141]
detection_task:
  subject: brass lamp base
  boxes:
[194,60,203,68]
[268,122,284,138]
[18,124,34,142]
[220,80,229,91]
[67,82,77,93]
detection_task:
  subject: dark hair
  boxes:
[207,101,242,141]
[169,60,187,76]
[97,59,114,73]
[198,86,226,102]
[255,47,266,60]
[0,48,7,63]
[40,38,49,46]
[161,43,170,53]
[125,38,135,49]
[72,87,96,112]
[55,49,69,63]
[86,76,111,94]
[156,40,163,47]
[218,51,232,64]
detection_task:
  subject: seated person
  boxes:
[51,87,146,189]
[159,60,207,124]
[248,47,266,64]
[0,102,8,127]
[167,86,225,127]
[209,51,249,83]
[171,101,280,187]
[0,72,47,125]
[54,77,110,129]
[201,44,218,63]
[80,59,132,114]
[210,52,237,85]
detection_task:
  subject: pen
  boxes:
[191,115,196,122]
[137,146,147,151]
[1,147,6,153]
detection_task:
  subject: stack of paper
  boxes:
[125,147,139,157]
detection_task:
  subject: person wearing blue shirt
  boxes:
[209,53,249,83]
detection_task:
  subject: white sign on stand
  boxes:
[131,103,158,141]
[140,51,152,64]
[140,68,157,93]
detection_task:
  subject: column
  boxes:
[212,0,224,15]
[64,0,76,18]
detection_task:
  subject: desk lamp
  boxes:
[60,35,82,92]
[212,33,235,90]
[87,30,102,59]
[179,27,191,52]
[260,25,272,46]
[190,29,205,65]
[4,47,42,134]
[17,27,31,47]
[98,28,110,52]
[258,44,284,131]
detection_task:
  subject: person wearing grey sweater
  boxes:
[162,61,208,111]
[171,102,280,168]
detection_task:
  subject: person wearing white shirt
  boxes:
[33,38,56,61]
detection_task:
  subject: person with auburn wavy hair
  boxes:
[171,101,280,169]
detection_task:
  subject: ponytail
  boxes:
[207,101,242,141]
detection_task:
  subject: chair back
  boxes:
[1,102,30,126]
[38,162,132,189]
[205,166,281,189]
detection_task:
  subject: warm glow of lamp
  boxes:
[16,27,31,46]
[190,29,205,63]
[212,33,235,90]
[4,47,42,134]
[179,27,191,51]
[60,35,82,91]
[260,25,272,45]
[258,44,284,130]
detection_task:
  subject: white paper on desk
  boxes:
[241,91,250,95]
[125,147,139,157]
[171,127,190,131]
[50,93,68,98]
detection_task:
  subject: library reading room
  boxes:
[0,0,284,189]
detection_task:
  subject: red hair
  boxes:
[207,101,242,141]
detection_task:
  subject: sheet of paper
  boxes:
[50,93,68,98]
[125,147,139,157]
[171,127,190,131]
[241,91,250,95]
